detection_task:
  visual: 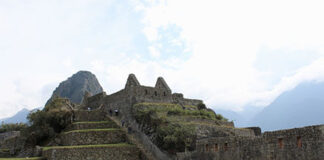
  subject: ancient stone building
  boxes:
[80,74,324,160]
[177,125,324,160]
[83,74,202,118]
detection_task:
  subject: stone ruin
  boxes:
[78,74,324,160]
[82,73,202,113]
[4,73,321,160]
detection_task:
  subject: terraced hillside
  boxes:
[41,111,146,160]
[132,103,254,154]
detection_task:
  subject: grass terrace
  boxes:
[63,128,121,134]
[72,121,113,124]
[42,143,133,151]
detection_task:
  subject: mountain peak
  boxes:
[47,71,104,105]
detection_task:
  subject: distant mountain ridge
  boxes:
[0,108,29,124]
[250,81,324,131]
[46,71,104,105]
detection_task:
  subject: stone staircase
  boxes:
[41,111,147,160]
[108,116,158,160]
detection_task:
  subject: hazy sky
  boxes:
[1,0,324,119]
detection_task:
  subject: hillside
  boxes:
[250,81,324,131]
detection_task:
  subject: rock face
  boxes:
[47,71,104,105]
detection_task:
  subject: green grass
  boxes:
[134,102,219,121]
[42,143,133,151]
[72,121,113,124]
[0,157,45,160]
[64,128,120,134]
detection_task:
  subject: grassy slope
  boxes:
[132,102,229,153]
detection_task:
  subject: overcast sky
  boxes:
[1,0,324,119]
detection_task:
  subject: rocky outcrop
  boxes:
[47,71,104,105]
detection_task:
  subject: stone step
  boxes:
[42,143,145,160]
[66,121,119,131]
[61,128,126,146]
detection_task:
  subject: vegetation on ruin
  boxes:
[197,103,207,110]
[133,102,227,121]
[22,97,73,145]
[133,102,228,154]
[0,123,27,133]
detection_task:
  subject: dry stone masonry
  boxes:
[42,110,146,160]
[81,74,323,160]
[37,74,324,159]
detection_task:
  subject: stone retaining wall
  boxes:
[43,145,144,160]
[66,121,118,131]
[61,129,126,146]
[177,125,324,160]
[73,110,107,122]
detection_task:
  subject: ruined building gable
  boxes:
[125,74,140,88]
[155,77,171,92]
[84,74,203,110]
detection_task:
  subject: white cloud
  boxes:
[148,46,161,58]
[1,0,324,119]
[133,0,324,110]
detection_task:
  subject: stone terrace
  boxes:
[41,110,146,160]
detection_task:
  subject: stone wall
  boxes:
[195,125,256,139]
[84,74,204,115]
[66,121,118,131]
[73,109,107,122]
[0,135,24,156]
[177,125,324,160]
[127,86,173,104]
[84,92,106,109]
[61,129,126,146]
[0,131,20,143]
[42,145,144,160]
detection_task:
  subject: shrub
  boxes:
[197,103,207,110]
[215,113,228,121]
[23,97,73,145]
[167,108,182,115]
[0,123,27,133]
[156,123,195,153]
